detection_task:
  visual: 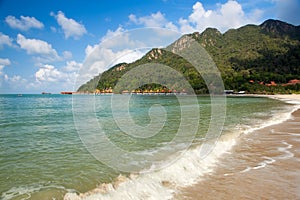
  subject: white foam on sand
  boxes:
[240,156,277,173]
[64,137,237,200]
[240,140,295,174]
[276,141,294,160]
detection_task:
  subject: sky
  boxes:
[0,0,299,94]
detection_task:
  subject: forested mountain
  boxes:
[78,19,300,94]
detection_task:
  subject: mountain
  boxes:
[260,19,300,40]
[78,19,300,94]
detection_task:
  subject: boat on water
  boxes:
[42,92,51,95]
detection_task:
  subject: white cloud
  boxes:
[179,0,260,33]
[98,26,146,50]
[0,58,11,66]
[129,12,166,27]
[0,33,13,49]
[129,1,262,34]
[83,42,145,78]
[2,74,27,91]
[188,2,212,23]
[16,34,60,62]
[5,15,44,31]
[0,66,5,75]
[76,27,151,88]
[51,11,87,39]
[84,27,147,66]
[4,74,25,83]
[77,47,146,90]
[35,64,76,82]
[63,51,73,60]
[0,58,11,76]
[34,64,78,92]
[100,26,126,42]
[178,18,196,33]
[35,64,60,82]
[64,60,82,72]
[129,12,178,31]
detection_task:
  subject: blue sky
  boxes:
[0,0,299,93]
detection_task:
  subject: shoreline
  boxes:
[265,94,300,103]
[64,94,300,200]
[238,93,300,102]
[175,94,300,199]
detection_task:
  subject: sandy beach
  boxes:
[267,94,300,103]
[175,94,300,199]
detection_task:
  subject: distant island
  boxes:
[78,19,300,95]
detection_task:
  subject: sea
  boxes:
[0,94,298,200]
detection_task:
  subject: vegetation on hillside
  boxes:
[78,19,300,94]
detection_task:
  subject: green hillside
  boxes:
[78,19,300,94]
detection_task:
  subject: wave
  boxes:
[65,138,236,200]
[64,102,300,200]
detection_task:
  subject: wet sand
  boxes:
[175,95,300,199]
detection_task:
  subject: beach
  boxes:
[62,94,300,200]
[175,94,300,199]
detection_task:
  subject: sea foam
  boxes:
[64,136,236,200]
[1,184,74,200]
[65,100,300,200]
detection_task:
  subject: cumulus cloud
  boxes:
[76,27,151,88]
[2,74,27,92]
[129,12,167,27]
[81,42,145,84]
[51,11,87,39]
[4,74,26,83]
[0,33,13,49]
[16,34,60,62]
[98,26,146,50]
[64,60,82,72]
[178,18,196,33]
[179,0,260,33]
[129,1,262,34]
[100,26,126,42]
[0,58,11,76]
[35,64,62,82]
[84,27,148,68]
[34,64,78,92]
[5,15,44,31]
[129,11,178,31]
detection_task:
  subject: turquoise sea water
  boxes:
[0,94,290,199]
